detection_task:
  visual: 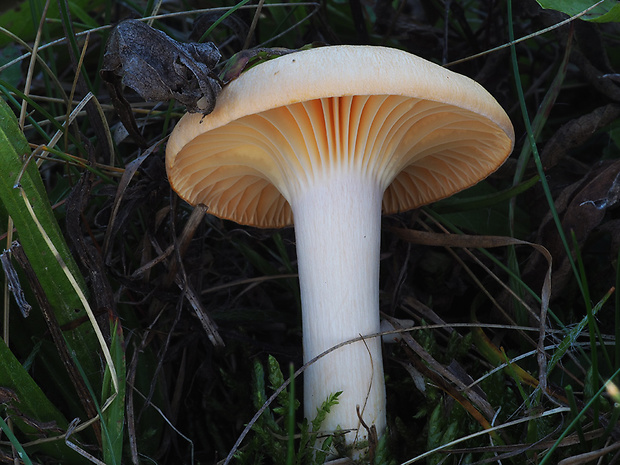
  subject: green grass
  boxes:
[1,0,619,463]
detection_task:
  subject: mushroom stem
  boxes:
[290,171,386,452]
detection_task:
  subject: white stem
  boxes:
[290,172,386,451]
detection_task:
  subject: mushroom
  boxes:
[165,45,514,457]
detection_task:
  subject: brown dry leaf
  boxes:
[101,19,222,146]
[102,20,221,114]
[533,160,620,297]
[541,104,620,170]
[561,160,620,242]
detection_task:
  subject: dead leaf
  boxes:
[528,160,620,299]
[541,104,620,170]
[101,19,222,114]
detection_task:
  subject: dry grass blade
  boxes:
[102,139,164,260]
[174,262,225,347]
[200,273,298,295]
[448,427,606,456]
[400,407,571,464]
[558,441,620,465]
[32,92,93,164]
[64,419,107,465]
[19,0,51,129]
[243,0,265,49]
[165,204,208,286]
[389,225,553,394]
[386,316,496,420]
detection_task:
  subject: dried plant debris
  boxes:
[541,104,620,170]
[528,160,620,299]
[0,243,31,318]
[101,19,222,116]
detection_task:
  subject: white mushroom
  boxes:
[166,45,514,457]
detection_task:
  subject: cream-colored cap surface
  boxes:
[166,45,515,228]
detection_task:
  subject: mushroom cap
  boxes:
[166,45,515,228]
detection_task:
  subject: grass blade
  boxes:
[0,338,81,462]
[101,316,126,465]
[0,98,100,374]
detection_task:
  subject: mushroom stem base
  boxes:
[291,173,386,456]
